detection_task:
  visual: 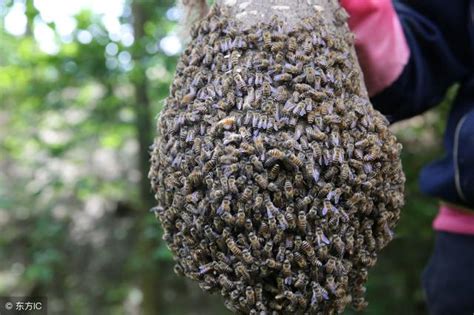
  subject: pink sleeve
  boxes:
[433,205,474,235]
[341,0,410,97]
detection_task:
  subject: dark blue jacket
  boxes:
[372,0,474,208]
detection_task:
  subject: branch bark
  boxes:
[215,0,368,97]
[217,0,339,28]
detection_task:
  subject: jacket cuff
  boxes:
[343,0,410,96]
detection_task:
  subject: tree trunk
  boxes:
[132,0,155,208]
[131,1,162,314]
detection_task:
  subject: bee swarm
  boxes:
[149,3,405,314]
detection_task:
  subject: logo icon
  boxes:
[4,302,13,310]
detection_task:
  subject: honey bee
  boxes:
[293,251,308,269]
[241,187,253,202]
[269,210,286,229]
[253,72,263,86]
[226,238,242,256]
[242,248,255,264]
[364,146,381,161]
[346,160,362,175]
[216,197,231,215]
[254,56,270,70]
[218,274,234,290]
[275,290,294,304]
[282,259,292,277]
[327,187,343,204]
[297,211,307,233]
[254,136,265,155]
[288,154,303,169]
[284,180,294,199]
[245,30,259,43]
[355,138,370,148]
[332,235,345,257]
[262,240,273,258]
[233,72,246,90]
[259,222,270,239]
[294,172,305,187]
[347,192,364,208]
[267,148,285,162]
[217,117,236,131]
[181,89,196,105]
[236,208,246,226]
[295,97,311,116]
[235,262,251,281]
[299,195,313,209]
[288,37,297,52]
[294,271,307,289]
[263,31,272,48]
[303,37,313,54]
[304,66,316,84]
[204,224,219,241]
[268,217,278,234]
[266,258,282,270]
[246,155,262,171]
[301,240,315,258]
[354,148,364,160]
[221,211,235,225]
[268,163,281,180]
[325,275,337,294]
[173,263,185,276]
[248,232,261,250]
[223,132,242,146]
[249,194,262,209]
[345,235,355,255]
[274,73,293,82]
[226,176,238,194]
[306,126,327,142]
[244,286,255,306]
[282,212,295,231]
[306,206,317,221]
[325,257,337,274]
[322,200,335,217]
[230,50,240,66]
[293,84,311,94]
[275,86,289,102]
[265,199,278,218]
[284,63,302,75]
[271,41,285,53]
[311,282,329,305]
[239,143,255,156]
[259,81,271,97]
[315,226,331,246]
[352,297,369,311]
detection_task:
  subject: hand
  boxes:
[340,0,410,96]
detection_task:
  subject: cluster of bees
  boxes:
[149,5,405,314]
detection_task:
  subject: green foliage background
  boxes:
[0,1,454,314]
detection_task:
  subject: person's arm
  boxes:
[341,0,468,122]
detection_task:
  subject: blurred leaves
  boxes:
[0,0,180,313]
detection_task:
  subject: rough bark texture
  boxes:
[219,0,337,27]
